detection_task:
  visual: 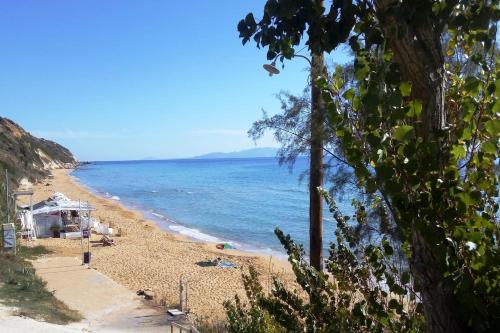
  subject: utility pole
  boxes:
[309,53,325,271]
[309,0,325,271]
[260,0,325,270]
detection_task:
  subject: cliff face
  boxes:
[0,117,77,185]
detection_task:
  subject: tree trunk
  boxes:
[309,51,325,271]
[375,1,466,332]
[411,230,465,332]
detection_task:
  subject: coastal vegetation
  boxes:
[230,0,500,332]
[0,117,76,186]
[0,245,82,324]
[0,119,81,325]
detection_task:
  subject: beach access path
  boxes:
[32,256,169,332]
[1,254,195,332]
[0,305,82,333]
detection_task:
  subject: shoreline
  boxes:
[20,168,294,320]
[70,171,288,260]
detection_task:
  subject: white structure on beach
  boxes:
[18,192,116,239]
[28,192,94,238]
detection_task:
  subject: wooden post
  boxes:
[87,204,91,268]
[5,169,9,225]
[179,276,183,311]
[4,170,16,255]
[80,200,84,265]
[30,194,33,240]
[185,281,188,313]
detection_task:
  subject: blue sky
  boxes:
[0,1,349,161]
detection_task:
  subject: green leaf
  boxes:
[401,271,410,285]
[451,145,466,159]
[390,283,406,296]
[375,165,394,179]
[484,119,500,136]
[464,76,482,96]
[244,13,256,27]
[343,88,355,101]
[462,98,476,122]
[399,82,411,97]
[388,298,399,309]
[493,101,500,114]
[382,239,394,255]
[460,127,472,141]
[432,1,447,14]
[354,56,369,80]
[407,100,422,117]
[457,192,473,206]
[481,140,498,154]
[393,125,414,142]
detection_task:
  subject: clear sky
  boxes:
[0,1,349,161]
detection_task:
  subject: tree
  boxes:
[238,1,499,331]
[249,86,354,192]
[249,91,312,169]
[240,0,329,270]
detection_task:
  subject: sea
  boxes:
[72,157,354,257]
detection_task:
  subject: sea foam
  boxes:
[169,225,221,243]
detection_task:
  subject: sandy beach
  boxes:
[19,168,294,322]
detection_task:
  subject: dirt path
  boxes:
[31,256,171,332]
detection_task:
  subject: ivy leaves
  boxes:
[393,125,415,142]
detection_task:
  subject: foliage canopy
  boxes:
[231,1,500,332]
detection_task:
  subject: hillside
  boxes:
[0,117,76,185]
[194,147,279,159]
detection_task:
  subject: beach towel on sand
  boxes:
[217,260,238,268]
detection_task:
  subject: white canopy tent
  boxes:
[32,192,93,214]
[31,192,94,238]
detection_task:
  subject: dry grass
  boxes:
[0,246,83,324]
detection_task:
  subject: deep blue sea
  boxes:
[72,158,353,257]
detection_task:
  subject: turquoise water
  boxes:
[72,158,351,256]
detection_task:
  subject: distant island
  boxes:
[193,147,279,159]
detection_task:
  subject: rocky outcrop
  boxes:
[0,117,77,185]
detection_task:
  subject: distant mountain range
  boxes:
[193,147,279,159]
